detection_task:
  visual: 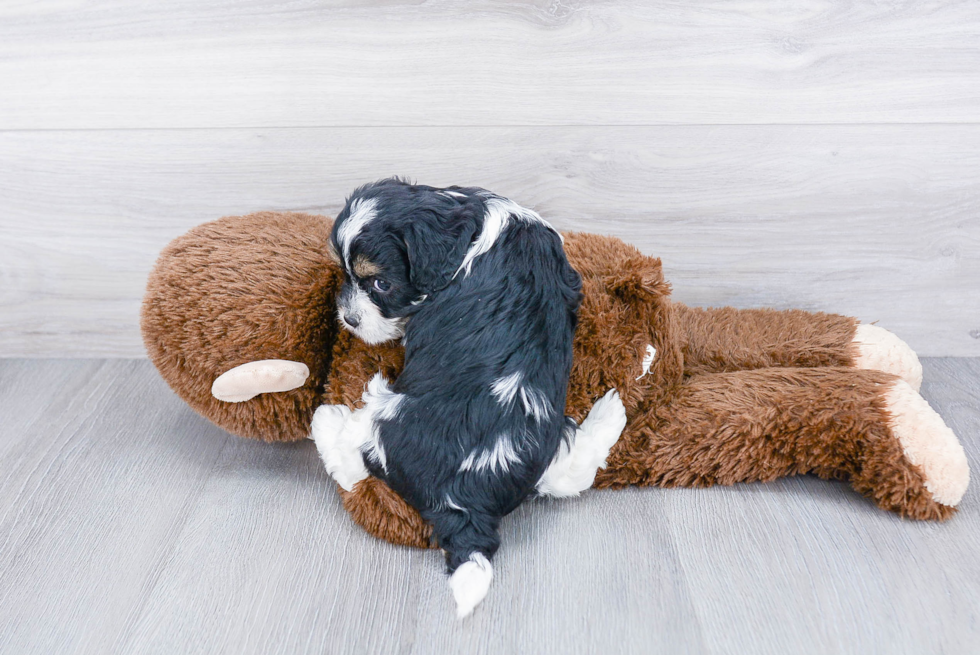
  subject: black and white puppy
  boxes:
[312,179,626,617]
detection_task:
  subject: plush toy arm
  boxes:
[339,477,435,549]
[211,360,310,402]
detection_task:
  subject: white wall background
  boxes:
[1,0,978,357]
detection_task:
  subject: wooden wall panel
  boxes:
[2,125,977,356]
[0,1,979,128]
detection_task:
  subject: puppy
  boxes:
[312,179,626,617]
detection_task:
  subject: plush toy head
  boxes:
[141,212,342,442]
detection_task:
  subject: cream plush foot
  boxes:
[884,379,970,507]
[310,404,369,492]
[852,324,923,391]
[211,359,309,402]
[536,389,627,498]
[449,553,493,619]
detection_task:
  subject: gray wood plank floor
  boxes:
[1,358,977,655]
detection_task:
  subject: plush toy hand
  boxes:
[211,359,310,402]
[310,404,371,492]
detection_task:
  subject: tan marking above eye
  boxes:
[353,254,381,278]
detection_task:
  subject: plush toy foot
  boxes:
[536,389,628,497]
[885,379,970,507]
[211,359,310,402]
[310,404,369,492]
[852,324,923,391]
[449,553,493,619]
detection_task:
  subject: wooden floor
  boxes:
[0,357,977,654]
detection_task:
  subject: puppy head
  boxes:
[329,178,483,344]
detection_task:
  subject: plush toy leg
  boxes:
[851,324,923,391]
[674,304,922,389]
[598,367,969,519]
[674,305,859,376]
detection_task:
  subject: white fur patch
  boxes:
[357,373,407,472]
[444,494,468,512]
[853,324,923,391]
[536,389,627,498]
[337,197,378,265]
[364,372,404,421]
[491,371,523,405]
[884,379,969,506]
[338,285,406,345]
[439,190,468,199]
[310,372,405,488]
[490,372,551,423]
[519,385,551,423]
[311,403,369,492]
[454,196,557,278]
[449,553,493,619]
[459,434,521,474]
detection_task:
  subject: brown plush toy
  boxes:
[141,211,971,559]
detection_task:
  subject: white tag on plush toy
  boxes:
[636,345,656,380]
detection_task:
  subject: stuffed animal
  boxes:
[141,211,970,560]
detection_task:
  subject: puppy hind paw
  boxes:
[579,388,628,452]
[853,324,923,391]
[536,388,627,498]
[449,553,493,619]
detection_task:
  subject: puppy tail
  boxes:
[449,552,494,619]
[432,511,500,619]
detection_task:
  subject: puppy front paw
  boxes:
[311,404,368,492]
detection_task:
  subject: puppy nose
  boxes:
[343,313,360,329]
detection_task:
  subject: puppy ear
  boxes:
[326,238,341,265]
[403,203,481,294]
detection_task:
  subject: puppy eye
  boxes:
[373,278,391,293]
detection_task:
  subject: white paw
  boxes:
[449,553,493,619]
[579,388,628,450]
[211,359,310,402]
[853,324,923,391]
[310,404,368,492]
[885,379,970,506]
[536,388,627,498]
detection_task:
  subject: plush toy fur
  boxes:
[142,211,970,551]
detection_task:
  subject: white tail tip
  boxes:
[449,553,493,619]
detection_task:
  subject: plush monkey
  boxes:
[142,211,970,553]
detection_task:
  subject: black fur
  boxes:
[331,178,582,572]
